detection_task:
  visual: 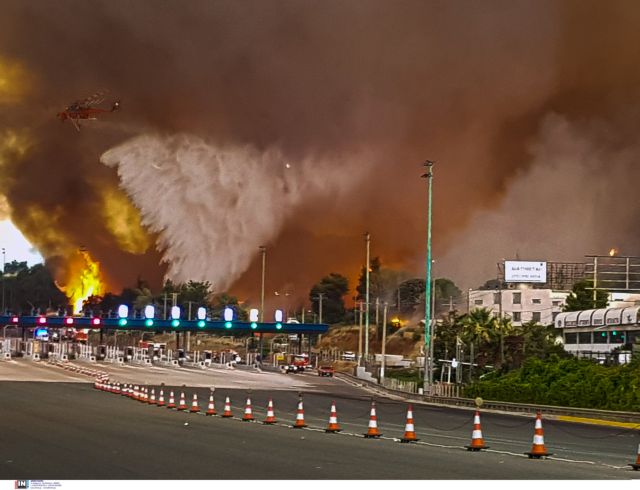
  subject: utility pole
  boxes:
[317,293,324,324]
[1,248,5,314]
[380,302,388,382]
[593,255,598,308]
[364,232,371,361]
[497,264,504,367]
[375,297,380,341]
[358,301,363,366]
[421,160,434,394]
[259,246,266,321]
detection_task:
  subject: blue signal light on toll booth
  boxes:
[275,322,282,330]
[251,322,257,329]
[197,320,206,328]
[171,319,180,327]
[145,319,154,327]
[225,321,232,329]
[118,318,128,326]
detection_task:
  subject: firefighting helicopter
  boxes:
[57,91,120,131]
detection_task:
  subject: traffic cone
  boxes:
[178,392,187,411]
[132,385,139,400]
[628,443,640,470]
[121,384,129,397]
[142,387,148,403]
[325,401,341,433]
[222,396,233,417]
[263,399,276,424]
[400,404,419,443]
[149,388,156,405]
[242,397,255,421]
[292,396,307,428]
[525,411,552,458]
[115,383,121,395]
[157,389,165,407]
[167,391,176,409]
[190,393,201,413]
[465,410,489,451]
[205,393,216,416]
[363,400,382,438]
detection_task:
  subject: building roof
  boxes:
[555,306,640,329]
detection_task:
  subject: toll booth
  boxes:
[97,345,107,361]
[125,346,134,362]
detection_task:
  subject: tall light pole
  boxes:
[1,248,5,314]
[259,246,266,322]
[364,232,371,360]
[421,160,434,394]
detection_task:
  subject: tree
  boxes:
[564,280,608,311]
[309,273,349,324]
[210,292,247,321]
[396,278,425,316]
[434,278,462,316]
[6,263,68,314]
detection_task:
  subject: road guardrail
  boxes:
[337,372,640,424]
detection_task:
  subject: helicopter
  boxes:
[57,91,120,131]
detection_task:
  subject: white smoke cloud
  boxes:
[439,113,640,288]
[101,133,367,290]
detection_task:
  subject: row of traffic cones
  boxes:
[96,380,625,462]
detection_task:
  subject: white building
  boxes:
[467,287,569,326]
[554,306,640,356]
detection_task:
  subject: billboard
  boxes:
[504,261,547,283]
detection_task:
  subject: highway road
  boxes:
[0,359,639,479]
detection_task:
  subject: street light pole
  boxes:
[1,248,5,314]
[380,302,388,382]
[259,246,266,357]
[364,232,370,361]
[421,160,434,394]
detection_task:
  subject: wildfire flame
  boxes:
[609,248,618,257]
[61,248,105,314]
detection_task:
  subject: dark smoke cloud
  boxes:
[1,0,639,301]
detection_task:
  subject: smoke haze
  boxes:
[1,0,640,301]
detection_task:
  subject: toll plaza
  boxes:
[0,315,328,367]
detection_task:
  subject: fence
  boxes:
[381,377,418,394]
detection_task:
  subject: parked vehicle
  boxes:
[318,366,335,377]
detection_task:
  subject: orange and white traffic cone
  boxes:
[400,404,419,443]
[525,411,552,458]
[132,385,139,400]
[205,393,216,416]
[263,399,276,424]
[190,393,200,413]
[466,410,488,451]
[222,396,233,417]
[325,401,341,433]
[141,387,148,403]
[363,400,382,438]
[292,396,307,428]
[628,443,640,470]
[157,389,165,407]
[149,388,156,405]
[121,384,129,396]
[242,397,255,421]
[167,391,176,409]
[178,391,187,411]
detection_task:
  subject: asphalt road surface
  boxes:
[1,359,639,479]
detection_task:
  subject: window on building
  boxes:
[513,292,521,304]
[532,312,541,323]
[513,312,521,322]
[552,300,561,307]
[593,331,608,344]
[552,312,559,321]
[474,299,483,306]
[532,298,541,304]
[565,332,577,344]
[493,293,500,305]
[578,332,592,344]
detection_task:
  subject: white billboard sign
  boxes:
[504,261,547,283]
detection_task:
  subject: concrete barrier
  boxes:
[171,360,179,367]
[3,352,11,360]
[144,359,152,366]
[117,357,124,364]
[61,354,68,362]
[199,361,206,369]
[32,353,41,361]
[89,356,97,363]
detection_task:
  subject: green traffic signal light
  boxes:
[251,322,257,329]
[118,319,128,326]
[145,319,154,327]
[275,322,282,330]
[171,319,180,327]
[197,320,205,328]
[612,331,617,336]
[225,321,232,329]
